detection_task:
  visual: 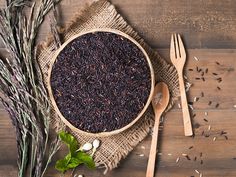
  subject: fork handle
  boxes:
[178,72,193,136]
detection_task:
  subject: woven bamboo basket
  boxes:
[47,28,155,137]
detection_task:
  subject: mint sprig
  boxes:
[55,131,95,173]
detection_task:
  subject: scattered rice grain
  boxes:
[200,152,203,157]
[208,125,211,131]
[176,157,180,163]
[203,118,208,122]
[220,131,227,135]
[186,155,191,160]
[201,92,204,97]
[194,97,199,102]
[185,82,192,91]
[178,103,181,108]
[194,56,199,61]
[216,78,222,83]
[189,104,194,110]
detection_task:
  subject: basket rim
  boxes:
[47,28,155,137]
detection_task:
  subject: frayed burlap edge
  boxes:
[37,0,179,173]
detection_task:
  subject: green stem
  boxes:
[41,139,61,177]
[18,133,29,177]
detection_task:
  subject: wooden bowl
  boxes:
[47,28,155,137]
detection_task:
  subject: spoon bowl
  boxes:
[152,82,170,115]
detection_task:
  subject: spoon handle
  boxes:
[146,112,161,177]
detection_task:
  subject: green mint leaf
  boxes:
[75,151,96,169]
[64,153,72,164]
[55,159,69,173]
[67,157,83,168]
[58,131,79,155]
[55,131,96,173]
[55,153,71,173]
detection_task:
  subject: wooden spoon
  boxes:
[146,82,170,177]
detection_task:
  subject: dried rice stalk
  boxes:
[0,0,61,177]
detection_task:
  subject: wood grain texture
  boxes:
[1,49,236,177]
[111,0,236,49]
[1,0,236,48]
[0,0,236,176]
[1,109,236,177]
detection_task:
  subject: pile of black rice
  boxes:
[50,32,151,133]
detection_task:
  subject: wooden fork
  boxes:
[170,34,193,136]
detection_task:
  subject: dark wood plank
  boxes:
[111,0,236,49]
[1,110,236,177]
[1,0,236,49]
[157,49,236,110]
[46,110,236,177]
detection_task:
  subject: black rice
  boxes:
[50,32,151,133]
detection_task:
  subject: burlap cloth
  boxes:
[37,0,179,173]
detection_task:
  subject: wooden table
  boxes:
[1,0,236,177]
